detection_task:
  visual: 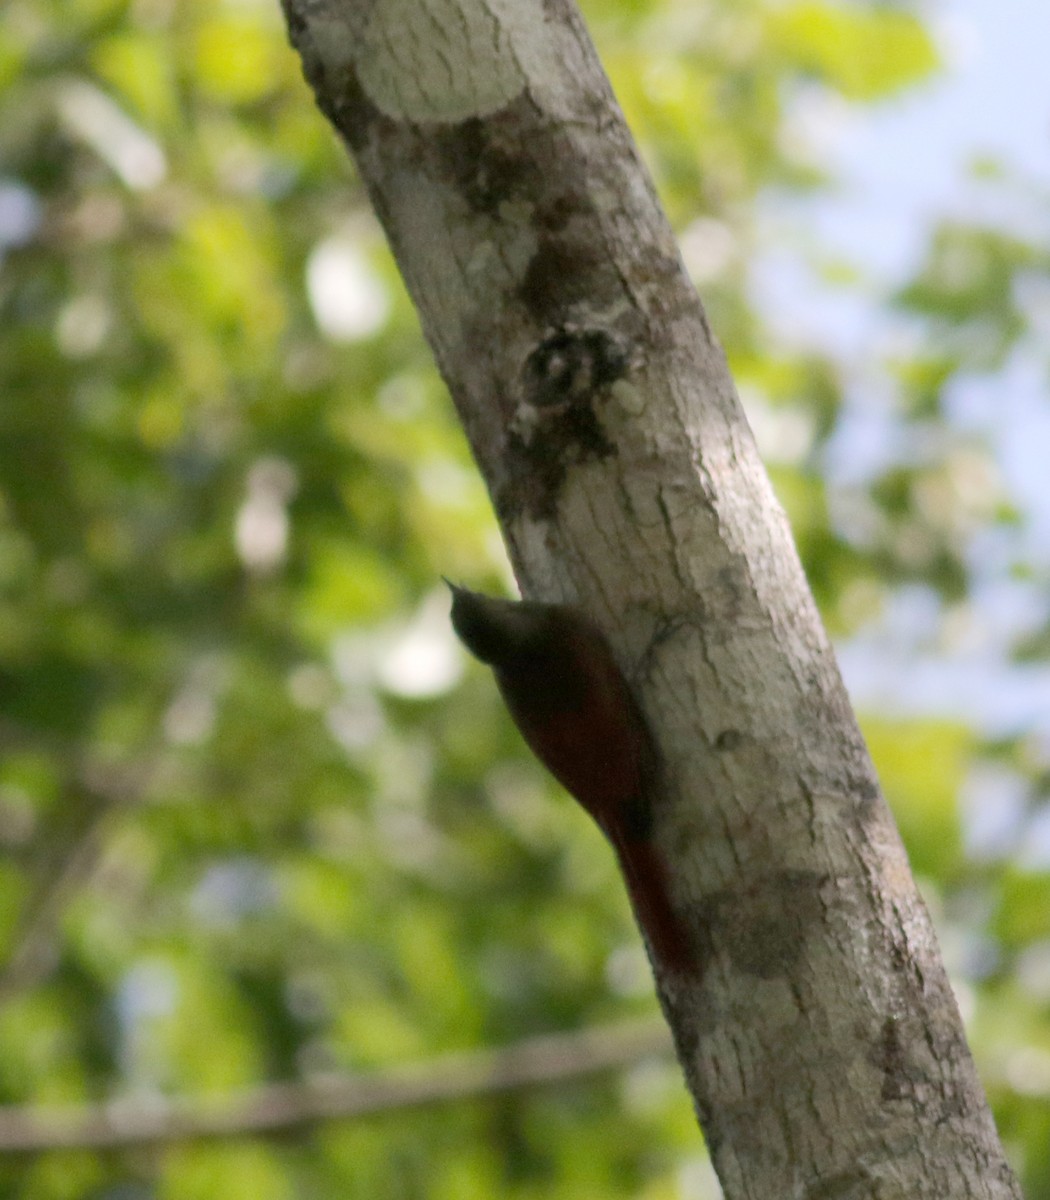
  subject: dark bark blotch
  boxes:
[522,327,627,409]
[433,116,542,215]
[872,1015,913,1103]
[714,869,826,979]
[501,402,617,520]
[332,72,385,154]
[518,235,612,321]
[804,1168,873,1199]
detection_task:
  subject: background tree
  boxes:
[1,0,1049,1197]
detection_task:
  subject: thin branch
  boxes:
[0,801,125,1004]
[0,1018,673,1153]
[0,722,161,1006]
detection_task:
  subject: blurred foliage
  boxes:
[0,0,1049,1196]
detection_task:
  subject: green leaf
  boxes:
[863,717,970,878]
[768,2,939,99]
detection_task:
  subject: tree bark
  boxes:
[279,0,1020,1196]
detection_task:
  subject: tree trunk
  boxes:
[279,0,1020,1195]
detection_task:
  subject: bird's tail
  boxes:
[614,833,692,973]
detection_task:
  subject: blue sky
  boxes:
[817,0,1050,279]
[751,0,1050,738]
